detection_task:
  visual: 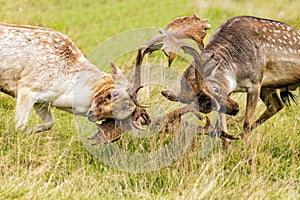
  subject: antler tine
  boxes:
[131,49,146,108]
[131,33,167,108]
[133,48,143,89]
[159,28,211,73]
[141,34,164,55]
[131,85,149,108]
[131,47,153,108]
[133,33,166,89]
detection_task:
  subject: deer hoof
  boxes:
[221,137,232,149]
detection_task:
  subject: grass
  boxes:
[0,0,300,199]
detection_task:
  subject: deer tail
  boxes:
[280,88,297,107]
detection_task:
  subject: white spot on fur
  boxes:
[78,55,86,62]
[262,27,267,32]
[274,29,281,33]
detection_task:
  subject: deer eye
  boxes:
[112,91,119,99]
[213,87,219,94]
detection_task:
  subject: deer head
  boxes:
[134,15,239,115]
[131,14,212,110]
[87,62,150,130]
[159,30,239,115]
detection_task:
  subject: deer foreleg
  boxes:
[32,103,54,133]
[243,83,261,143]
[15,88,36,132]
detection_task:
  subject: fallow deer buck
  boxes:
[135,15,238,144]
[0,22,149,133]
[140,16,300,144]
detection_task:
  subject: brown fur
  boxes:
[161,16,300,143]
[87,76,115,121]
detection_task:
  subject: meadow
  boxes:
[0,0,300,199]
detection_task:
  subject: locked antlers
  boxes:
[130,14,211,106]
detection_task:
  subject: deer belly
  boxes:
[262,61,300,87]
[0,67,21,97]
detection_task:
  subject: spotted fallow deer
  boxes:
[0,22,148,133]
[140,16,300,144]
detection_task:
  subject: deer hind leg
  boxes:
[252,88,284,130]
[32,103,54,133]
[15,88,36,132]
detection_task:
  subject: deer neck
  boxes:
[203,57,237,94]
[54,60,110,115]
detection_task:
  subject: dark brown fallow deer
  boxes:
[138,16,300,145]
[132,15,239,145]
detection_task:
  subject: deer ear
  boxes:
[199,53,215,76]
[110,62,122,80]
[110,62,130,85]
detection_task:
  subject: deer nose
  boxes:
[225,100,239,116]
[230,103,239,116]
[87,110,97,122]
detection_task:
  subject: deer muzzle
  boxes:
[218,96,239,116]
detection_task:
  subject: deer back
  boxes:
[204,16,300,89]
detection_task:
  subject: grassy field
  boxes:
[0,0,300,199]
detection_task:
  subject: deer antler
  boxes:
[131,15,211,107]
[140,14,211,56]
[158,28,212,69]
[156,28,219,112]
[165,14,211,49]
[131,49,149,108]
